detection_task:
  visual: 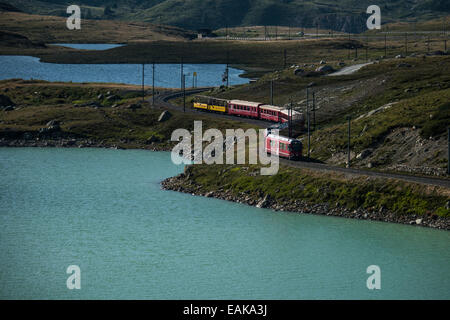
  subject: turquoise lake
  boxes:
[0,53,247,88]
[0,148,449,299]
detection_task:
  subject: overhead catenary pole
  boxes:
[366,35,369,62]
[183,74,186,113]
[180,57,183,90]
[312,91,316,131]
[226,51,229,87]
[142,63,145,102]
[405,32,408,56]
[448,127,450,175]
[152,62,155,105]
[347,116,351,168]
[384,34,387,57]
[270,80,274,105]
[288,99,292,139]
[306,87,310,158]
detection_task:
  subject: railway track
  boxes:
[152,88,271,127]
[153,88,450,188]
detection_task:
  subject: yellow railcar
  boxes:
[193,95,228,113]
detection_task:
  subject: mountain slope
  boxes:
[5,0,450,33]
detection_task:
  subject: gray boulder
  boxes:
[356,149,372,160]
[0,94,15,108]
[293,68,304,76]
[3,105,14,111]
[158,110,172,122]
[46,120,60,127]
[315,65,335,73]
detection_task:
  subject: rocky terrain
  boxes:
[162,165,450,230]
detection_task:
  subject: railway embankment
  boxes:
[162,164,450,230]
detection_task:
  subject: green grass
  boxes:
[0,80,259,148]
[182,163,450,217]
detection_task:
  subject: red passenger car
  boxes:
[259,105,282,122]
[227,100,261,119]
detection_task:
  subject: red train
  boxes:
[264,129,303,160]
[193,96,304,124]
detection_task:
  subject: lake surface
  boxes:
[0,148,449,299]
[0,55,247,88]
[50,44,125,50]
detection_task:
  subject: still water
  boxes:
[0,54,247,88]
[0,148,449,299]
[50,44,125,50]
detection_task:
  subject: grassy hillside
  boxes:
[5,0,450,33]
[0,11,195,44]
[0,79,257,149]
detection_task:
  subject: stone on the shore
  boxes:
[0,94,15,108]
[46,120,60,127]
[146,135,161,144]
[256,195,269,208]
[158,110,172,122]
[315,65,335,73]
[356,149,372,160]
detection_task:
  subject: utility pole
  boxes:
[306,87,310,159]
[448,127,450,175]
[270,80,274,105]
[180,57,183,91]
[182,74,186,113]
[384,34,387,57]
[142,63,145,102]
[227,51,230,87]
[288,99,292,139]
[152,62,155,105]
[366,35,369,62]
[312,91,316,131]
[405,32,408,56]
[347,116,351,168]
[283,49,287,69]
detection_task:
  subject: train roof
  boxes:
[280,109,302,116]
[228,100,263,107]
[266,133,302,143]
[260,104,284,111]
[195,95,228,102]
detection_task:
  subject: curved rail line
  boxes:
[153,89,450,188]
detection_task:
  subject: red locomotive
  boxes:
[264,129,303,160]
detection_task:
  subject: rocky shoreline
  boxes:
[0,136,172,152]
[162,169,450,231]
